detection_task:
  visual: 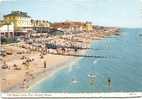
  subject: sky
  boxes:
[0,0,142,27]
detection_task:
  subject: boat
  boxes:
[71,79,79,84]
[88,73,96,78]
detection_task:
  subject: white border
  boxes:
[1,92,142,98]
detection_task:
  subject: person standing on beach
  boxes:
[44,61,47,68]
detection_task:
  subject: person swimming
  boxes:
[107,77,111,88]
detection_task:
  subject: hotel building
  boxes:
[1,11,51,38]
[3,11,32,37]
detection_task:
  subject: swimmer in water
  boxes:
[107,77,111,88]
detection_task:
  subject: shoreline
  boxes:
[27,51,86,92]
[30,53,84,92]
[1,28,119,92]
[29,40,93,92]
[5,45,88,92]
[10,56,80,92]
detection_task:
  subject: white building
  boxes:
[0,22,14,38]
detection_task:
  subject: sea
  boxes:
[32,28,142,92]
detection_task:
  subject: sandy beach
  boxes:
[0,44,79,92]
[0,40,89,92]
[0,28,119,92]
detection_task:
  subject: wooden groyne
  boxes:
[48,52,106,58]
[45,43,93,50]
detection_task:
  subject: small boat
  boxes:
[71,79,79,84]
[88,73,96,78]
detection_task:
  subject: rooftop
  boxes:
[4,11,31,18]
[51,21,92,29]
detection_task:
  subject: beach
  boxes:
[0,28,119,92]
[0,44,77,92]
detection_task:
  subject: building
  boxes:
[1,11,53,39]
[51,21,93,32]
[3,11,32,36]
[85,22,93,31]
[31,19,50,33]
[51,21,83,32]
[0,21,14,38]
